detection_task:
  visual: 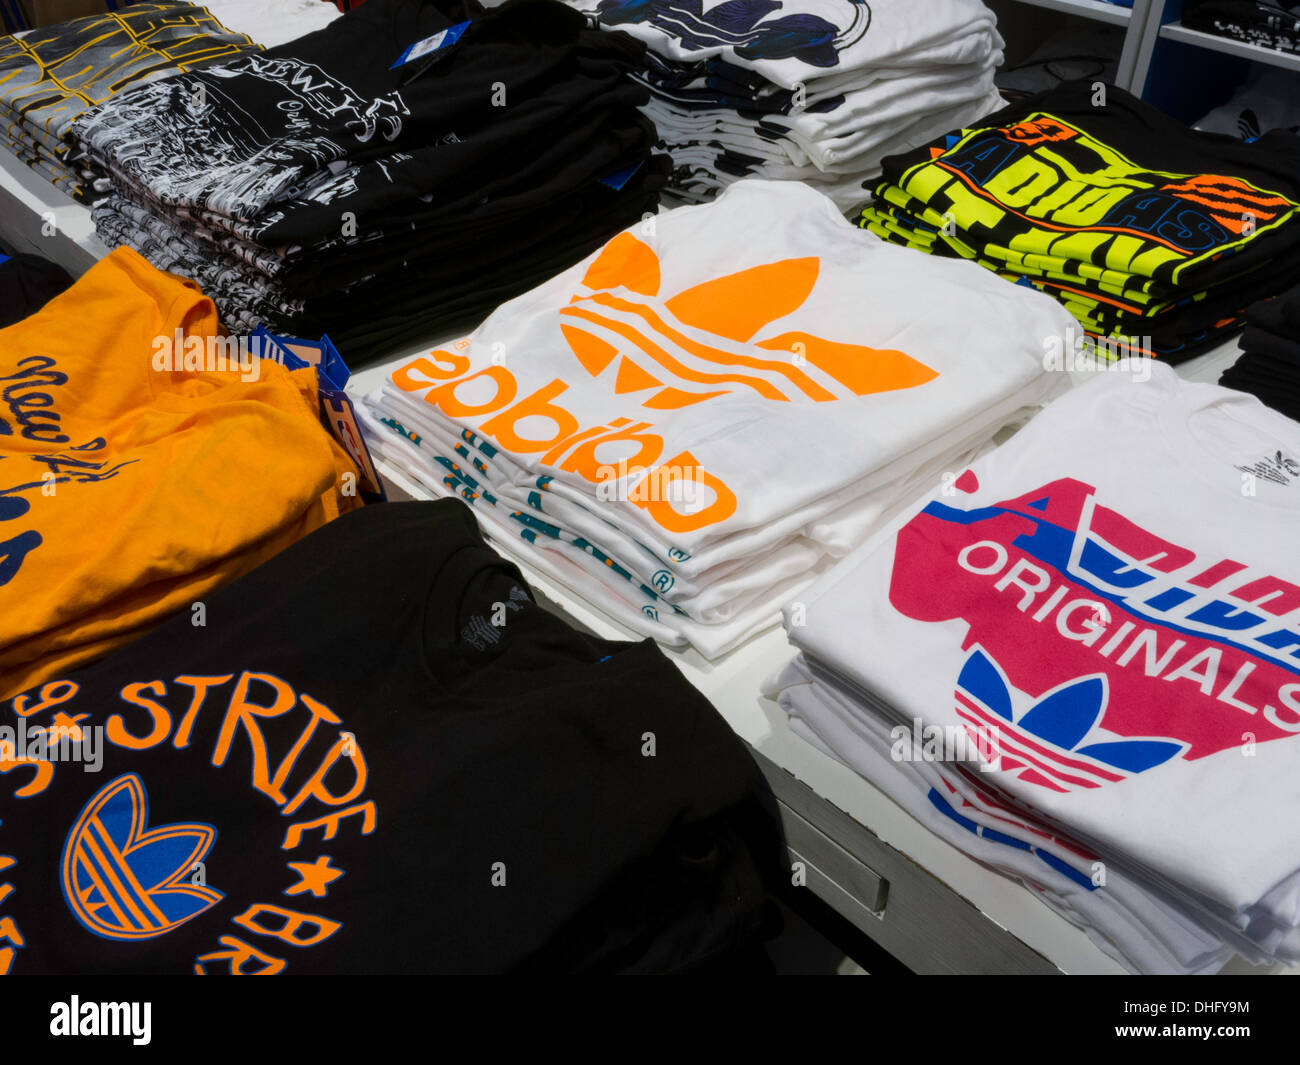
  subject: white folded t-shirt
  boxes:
[364,179,1072,562]
[571,0,1000,90]
[787,363,1300,918]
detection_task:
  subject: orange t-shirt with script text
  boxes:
[0,248,360,697]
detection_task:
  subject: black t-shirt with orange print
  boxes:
[0,501,772,974]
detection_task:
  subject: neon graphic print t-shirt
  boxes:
[859,82,1300,361]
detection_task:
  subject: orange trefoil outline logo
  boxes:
[558,232,939,410]
[62,773,223,941]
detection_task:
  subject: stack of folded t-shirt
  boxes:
[73,0,668,364]
[1220,285,1300,421]
[570,0,1005,211]
[860,81,1300,362]
[0,246,361,700]
[1183,0,1300,56]
[2,500,778,974]
[0,2,262,202]
[777,363,1300,973]
[357,179,1074,658]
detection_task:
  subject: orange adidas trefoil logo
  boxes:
[558,233,938,410]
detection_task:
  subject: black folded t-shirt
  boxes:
[0,251,73,328]
[0,500,770,973]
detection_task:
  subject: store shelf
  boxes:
[1158,20,1300,73]
[0,146,106,276]
[995,0,1154,93]
[1005,0,1134,27]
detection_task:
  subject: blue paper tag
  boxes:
[391,21,470,69]
[598,161,643,192]
[272,334,350,390]
[0,254,9,267]
[250,327,384,500]
[251,326,308,372]
[317,334,350,390]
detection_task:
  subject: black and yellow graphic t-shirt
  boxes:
[0,501,770,974]
[0,2,260,201]
[860,81,1300,360]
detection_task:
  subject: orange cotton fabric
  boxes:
[0,247,360,697]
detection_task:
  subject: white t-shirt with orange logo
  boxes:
[361,179,1073,655]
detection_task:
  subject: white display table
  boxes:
[3,146,1290,975]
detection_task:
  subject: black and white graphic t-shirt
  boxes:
[566,0,1003,209]
[78,0,668,363]
[0,501,770,974]
[77,0,599,220]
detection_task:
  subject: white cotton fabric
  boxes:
[203,0,342,47]
[360,179,1071,656]
[780,363,1300,965]
[566,0,1006,210]
[771,657,1238,975]
[570,0,998,90]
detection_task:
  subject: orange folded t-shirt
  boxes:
[1,247,361,697]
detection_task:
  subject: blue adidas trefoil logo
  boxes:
[61,773,223,941]
[956,648,1186,791]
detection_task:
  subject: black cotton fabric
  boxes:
[0,500,775,974]
[77,0,667,365]
[1221,285,1300,423]
[0,251,74,328]
[77,0,588,220]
